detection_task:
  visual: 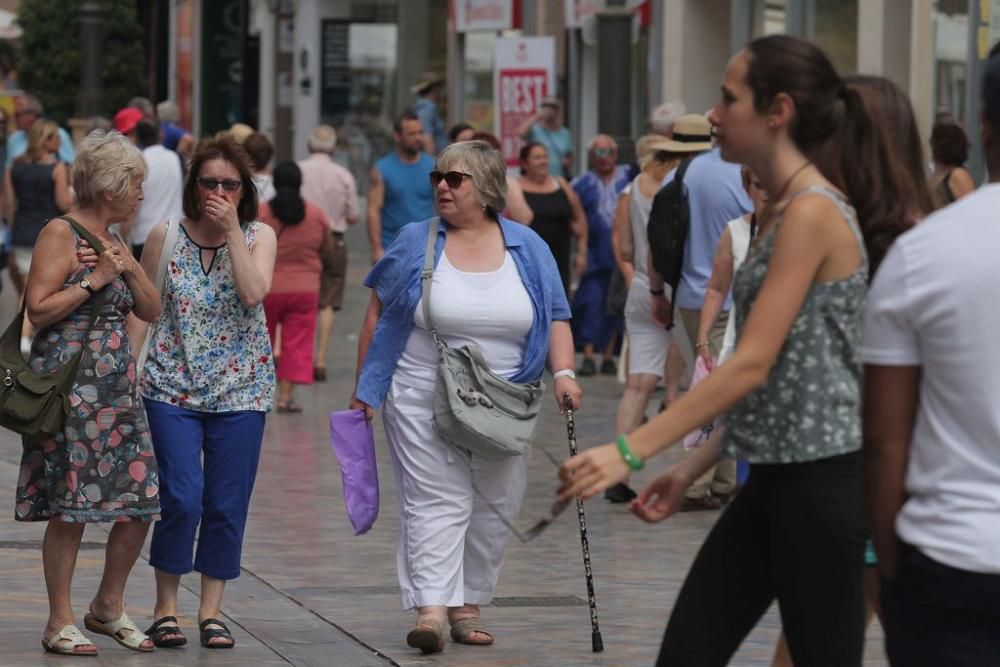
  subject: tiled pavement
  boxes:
[0,223,888,666]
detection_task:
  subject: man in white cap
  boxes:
[517,96,573,177]
[298,125,360,381]
[411,71,446,155]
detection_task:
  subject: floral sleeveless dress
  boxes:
[16,221,161,523]
[141,221,275,412]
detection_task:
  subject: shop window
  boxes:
[934,1,968,121]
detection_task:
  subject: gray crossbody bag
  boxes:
[421,218,544,460]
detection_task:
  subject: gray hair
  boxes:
[649,100,687,136]
[436,140,507,217]
[127,96,155,118]
[308,125,337,153]
[587,134,618,153]
[22,94,43,115]
[157,100,180,123]
[72,130,147,208]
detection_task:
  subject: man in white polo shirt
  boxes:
[861,48,1000,666]
[129,118,183,259]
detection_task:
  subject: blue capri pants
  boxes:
[145,398,265,580]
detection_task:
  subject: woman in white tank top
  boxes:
[696,167,768,366]
[609,136,678,502]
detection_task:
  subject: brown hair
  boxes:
[929,120,970,167]
[746,36,901,275]
[470,130,502,151]
[845,75,935,275]
[182,135,259,224]
[242,131,274,171]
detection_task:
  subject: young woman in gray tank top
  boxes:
[558,36,912,666]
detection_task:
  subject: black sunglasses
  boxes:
[429,170,472,189]
[197,177,242,192]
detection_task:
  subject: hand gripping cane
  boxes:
[563,394,604,653]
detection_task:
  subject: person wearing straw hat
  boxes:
[646,113,750,511]
[411,71,446,155]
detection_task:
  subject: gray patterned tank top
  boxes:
[723,186,867,463]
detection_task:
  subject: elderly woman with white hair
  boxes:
[17,130,161,655]
[352,140,581,654]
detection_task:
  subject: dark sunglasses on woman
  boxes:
[197,177,242,192]
[429,170,472,189]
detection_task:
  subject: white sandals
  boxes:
[84,610,154,652]
[41,624,98,656]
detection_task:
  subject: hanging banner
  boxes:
[455,0,513,33]
[493,36,555,168]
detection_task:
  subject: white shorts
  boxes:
[13,246,32,276]
[624,282,671,377]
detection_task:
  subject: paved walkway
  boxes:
[0,223,888,666]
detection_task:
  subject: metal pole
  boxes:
[77,1,104,118]
[966,0,987,183]
[596,10,634,163]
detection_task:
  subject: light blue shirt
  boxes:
[374,151,436,249]
[6,127,76,168]
[356,217,571,409]
[413,97,446,154]
[528,124,572,177]
[662,148,751,310]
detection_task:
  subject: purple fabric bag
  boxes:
[329,409,379,535]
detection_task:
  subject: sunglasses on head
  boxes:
[197,177,242,192]
[429,170,472,189]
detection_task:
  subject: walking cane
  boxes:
[563,394,604,653]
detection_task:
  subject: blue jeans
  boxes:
[145,399,265,580]
[881,543,1000,667]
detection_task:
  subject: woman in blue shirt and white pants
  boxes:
[352,140,581,654]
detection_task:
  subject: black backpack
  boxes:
[646,157,694,297]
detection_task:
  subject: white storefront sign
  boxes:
[454,0,513,33]
[493,36,556,167]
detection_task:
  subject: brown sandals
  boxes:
[450,617,494,646]
[406,617,445,654]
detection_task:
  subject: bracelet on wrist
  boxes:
[695,341,710,350]
[649,287,665,295]
[553,368,576,380]
[616,434,644,471]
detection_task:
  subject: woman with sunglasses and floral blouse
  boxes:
[137,135,276,650]
[352,140,581,654]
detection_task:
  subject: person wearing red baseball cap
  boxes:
[114,108,144,141]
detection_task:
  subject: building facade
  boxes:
[159,1,994,188]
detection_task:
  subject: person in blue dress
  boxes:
[571,134,630,376]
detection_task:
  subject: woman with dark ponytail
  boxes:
[260,160,333,412]
[558,35,891,665]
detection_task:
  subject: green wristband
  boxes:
[616,434,644,471]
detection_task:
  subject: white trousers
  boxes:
[382,378,529,611]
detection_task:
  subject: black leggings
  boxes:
[656,452,867,667]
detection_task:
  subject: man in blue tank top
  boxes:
[367,111,436,263]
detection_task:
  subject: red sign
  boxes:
[498,69,548,166]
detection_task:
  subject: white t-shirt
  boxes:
[395,251,533,390]
[861,184,1000,574]
[134,145,184,245]
[254,173,276,203]
[719,214,752,362]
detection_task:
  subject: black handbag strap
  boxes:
[420,217,445,349]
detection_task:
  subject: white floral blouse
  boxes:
[141,221,275,413]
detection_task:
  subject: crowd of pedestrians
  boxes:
[4,33,1000,667]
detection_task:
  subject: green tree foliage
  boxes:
[17,0,147,125]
